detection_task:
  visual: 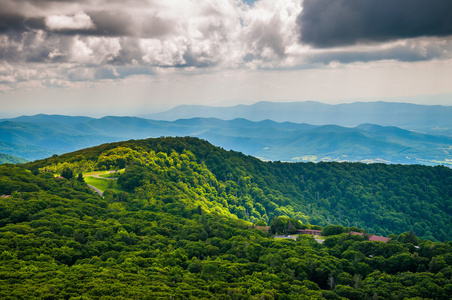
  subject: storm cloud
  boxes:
[0,0,452,90]
[299,0,452,48]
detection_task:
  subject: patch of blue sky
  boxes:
[242,0,258,6]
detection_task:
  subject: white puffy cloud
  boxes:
[45,13,95,31]
[241,0,302,65]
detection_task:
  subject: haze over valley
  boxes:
[1,101,452,166]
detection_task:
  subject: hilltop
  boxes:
[25,137,452,242]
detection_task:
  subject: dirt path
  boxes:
[314,235,324,243]
[87,184,103,197]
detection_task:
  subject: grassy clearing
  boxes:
[84,170,123,176]
[84,171,108,176]
[98,173,120,178]
[84,176,122,193]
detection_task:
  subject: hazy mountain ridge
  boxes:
[0,153,28,164]
[0,114,95,125]
[1,115,452,165]
[0,140,54,162]
[142,101,452,131]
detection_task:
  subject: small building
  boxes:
[350,231,390,243]
[297,229,322,235]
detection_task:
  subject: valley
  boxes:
[1,110,452,166]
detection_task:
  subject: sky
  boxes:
[1,0,452,117]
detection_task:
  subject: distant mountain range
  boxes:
[0,153,28,164]
[0,140,54,162]
[1,113,451,166]
[142,101,452,134]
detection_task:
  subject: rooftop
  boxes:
[350,231,390,243]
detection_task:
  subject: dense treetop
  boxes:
[26,137,452,242]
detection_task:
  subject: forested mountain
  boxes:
[24,137,452,242]
[0,114,94,125]
[0,153,28,164]
[0,141,54,162]
[0,120,121,153]
[142,101,452,131]
[1,137,452,299]
[1,115,452,166]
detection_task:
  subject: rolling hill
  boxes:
[25,136,452,242]
[0,153,28,164]
[0,114,94,125]
[1,116,451,166]
[141,101,452,132]
[0,140,54,162]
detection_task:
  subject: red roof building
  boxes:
[350,231,390,243]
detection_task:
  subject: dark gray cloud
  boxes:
[247,16,286,57]
[52,11,174,38]
[0,5,173,38]
[299,0,452,48]
[0,13,46,34]
[0,14,27,32]
[307,40,452,65]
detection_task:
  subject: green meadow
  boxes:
[84,175,122,193]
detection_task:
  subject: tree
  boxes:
[254,220,267,226]
[77,173,84,182]
[61,168,73,179]
[322,225,345,236]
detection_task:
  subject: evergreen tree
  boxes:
[61,167,73,179]
[77,173,84,182]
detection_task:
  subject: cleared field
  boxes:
[98,173,120,178]
[84,169,123,176]
[84,176,122,193]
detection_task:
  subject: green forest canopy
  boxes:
[1,137,452,299]
[25,137,452,242]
